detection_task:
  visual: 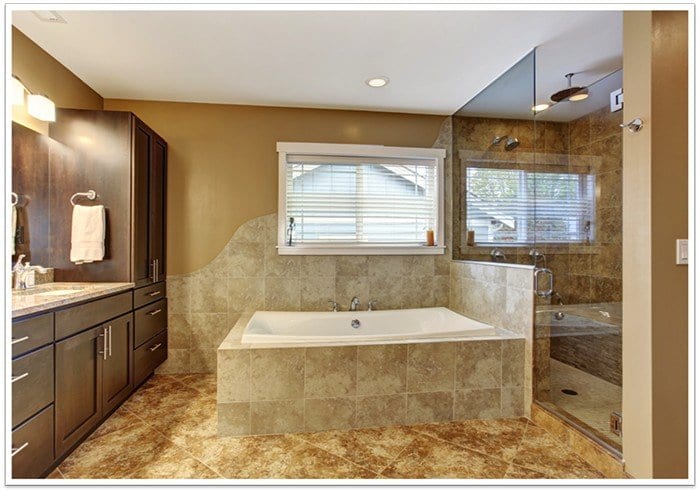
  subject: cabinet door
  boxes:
[54,326,104,456]
[133,120,152,286]
[150,136,167,281]
[102,314,133,415]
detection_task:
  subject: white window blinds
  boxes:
[466,167,595,244]
[284,155,439,245]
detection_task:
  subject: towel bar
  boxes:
[70,190,97,206]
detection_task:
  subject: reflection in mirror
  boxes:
[451,50,536,264]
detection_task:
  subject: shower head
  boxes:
[492,135,520,151]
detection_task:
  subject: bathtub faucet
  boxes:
[349,296,360,311]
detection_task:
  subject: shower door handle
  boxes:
[533,268,554,298]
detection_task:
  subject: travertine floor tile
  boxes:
[380,434,509,479]
[297,426,418,473]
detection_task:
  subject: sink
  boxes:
[13,286,86,297]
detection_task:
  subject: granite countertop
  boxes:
[12,282,135,319]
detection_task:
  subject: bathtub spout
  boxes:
[349,296,360,311]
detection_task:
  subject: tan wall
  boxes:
[649,10,688,479]
[103,99,445,274]
[11,27,103,134]
[622,11,689,479]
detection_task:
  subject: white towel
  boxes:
[11,204,16,255]
[70,204,105,264]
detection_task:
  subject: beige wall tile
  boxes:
[335,256,369,276]
[504,288,533,336]
[432,275,450,307]
[227,242,265,277]
[227,277,265,311]
[304,397,356,432]
[357,344,407,396]
[190,348,217,373]
[168,314,191,349]
[232,215,268,244]
[217,402,251,436]
[406,391,454,424]
[502,339,526,387]
[155,349,190,374]
[356,394,407,428]
[305,346,357,398]
[264,243,301,277]
[506,267,533,290]
[217,349,250,402]
[454,388,501,420]
[455,340,501,389]
[264,277,301,310]
[250,399,304,435]
[334,276,369,309]
[166,276,190,315]
[368,257,404,277]
[501,386,525,418]
[190,313,231,350]
[190,277,228,313]
[407,343,456,393]
[301,277,336,311]
[250,348,305,400]
[301,256,336,276]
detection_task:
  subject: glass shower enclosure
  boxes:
[452,48,623,454]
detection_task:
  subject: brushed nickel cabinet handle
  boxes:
[108,325,112,357]
[148,309,162,316]
[98,330,107,360]
[11,336,29,345]
[11,372,29,384]
[148,343,162,352]
[147,290,161,297]
[151,259,157,283]
[11,442,29,457]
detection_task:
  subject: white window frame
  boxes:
[277,142,446,255]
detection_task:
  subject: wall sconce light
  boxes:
[11,76,27,106]
[27,94,56,122]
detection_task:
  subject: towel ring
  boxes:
[11,192,19,206]
[70,190,97,206]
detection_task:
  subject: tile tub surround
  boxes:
[158,117,454,374]
[449,260,535,416]
[217,313,526,436]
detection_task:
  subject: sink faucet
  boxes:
[349,296,360,311]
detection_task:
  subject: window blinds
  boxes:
[284,155,439,245]
[466,167,595,244]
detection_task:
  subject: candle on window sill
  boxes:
[426,229,435,246]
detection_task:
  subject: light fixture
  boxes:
[11,76,26,106]
[550,73,589,103]
[27,94,56,122]
[32,11,67,23]
[568,89,589,102]
[366,76,389,88]
[531,103,550,112]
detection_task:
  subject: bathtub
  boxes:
[241,307,495,344]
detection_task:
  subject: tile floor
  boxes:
[46,374,611,480]
[548,359,622,448]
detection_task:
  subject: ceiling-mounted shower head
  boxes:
[492,135,520,151]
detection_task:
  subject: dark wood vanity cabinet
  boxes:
[12,288,168,478]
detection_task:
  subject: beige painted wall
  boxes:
[103,99,445,274]
[11,27,103,133]
[622,11,689,479]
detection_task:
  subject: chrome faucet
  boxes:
[349,296,360,311]
[328,300,339,312]
[368,300,378,311]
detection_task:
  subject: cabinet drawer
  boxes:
[134,330,168,387]
[12,345,54,428]
[12,313,53,358]
[12,404,54,479]
[55,291,132,340]
[134,299,167,349]
[134,282,166,309]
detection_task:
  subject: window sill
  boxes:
[277,245,446,256]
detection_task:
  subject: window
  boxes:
[466,167,595,244]
[277,143,445,255]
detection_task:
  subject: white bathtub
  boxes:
[241,307,496,345]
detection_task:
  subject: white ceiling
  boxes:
[12,9,622,115]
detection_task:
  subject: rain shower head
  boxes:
[492,135,520,151]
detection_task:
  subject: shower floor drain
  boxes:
[561,389,578,396]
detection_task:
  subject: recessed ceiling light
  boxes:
[32,11,67,23]
[366,77,389,88]
[532,103,550,112]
